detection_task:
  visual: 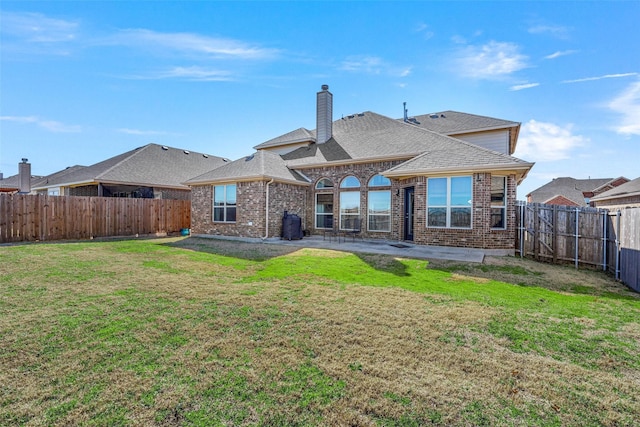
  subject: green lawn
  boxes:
[0,237,638,426]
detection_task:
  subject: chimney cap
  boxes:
[21,158,28,163]
[321,84,329,91]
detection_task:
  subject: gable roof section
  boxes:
[527,177,615,206]
[407,110,519,134]
[591,177,640,202]
[283,112,472,167]
[254,127,315,150]
[32,144,229,190]
[185,150,309,186]
[406,111,520,154]
[382,138,532,182]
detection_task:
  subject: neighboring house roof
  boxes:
[591,177,640,203]
[527,177,616,206]
[254,128,316,150]
[186,150,309,186]
[0,173,44,192]
[33,144,229,191]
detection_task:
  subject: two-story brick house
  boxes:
[186,85,534,250]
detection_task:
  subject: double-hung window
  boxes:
[427,176,472,228]
[491,176,507,229]
[213,184,236,222]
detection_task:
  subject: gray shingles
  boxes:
[527,177,615,205]
[253,127,315,150]
[406,110,519,134]
[33,144,228,190]
[186,150,308,185]
[591,177,640,201]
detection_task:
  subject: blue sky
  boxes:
[1,1,638,199]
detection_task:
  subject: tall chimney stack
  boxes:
[19,158,31,194]
[316,84,333,144]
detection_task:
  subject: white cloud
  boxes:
[152,66,234,81]
[414,23,434,40]
[608,81,640,136]
[340,55,410,77]
[1,11,79,42]
[563,73,638,84]
[510,83,540,91]
[514,120,587,161]
[545,50,578,60]
[0,116,81,133]
[117,128,171,136]
[454,41,528,79]
[104,29,278,60]
[528,24,570,38]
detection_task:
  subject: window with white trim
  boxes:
[427,176,472,228]
[213,184,236,222]
[491,176,506,229]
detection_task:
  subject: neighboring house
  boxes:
[526,177,629,207]
[0,159,42,194]
[32,144,229,200]
[186,85,534,250]
[591,177,640,208]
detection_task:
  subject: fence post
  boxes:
[574,208,579,269]
[615,210,621,280]
[602,210,607,272]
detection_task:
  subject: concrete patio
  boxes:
[194,234,515,263]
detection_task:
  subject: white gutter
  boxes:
[263,178,274,240]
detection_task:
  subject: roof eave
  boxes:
[383,162,534,183]
[287,153,418,170]
[185,174,310,187]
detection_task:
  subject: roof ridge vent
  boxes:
[183,150,190,154]
[429,113,439,119]
[161,146,169,150]
[203,154,209,158]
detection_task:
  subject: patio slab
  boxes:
[193,234,509,263]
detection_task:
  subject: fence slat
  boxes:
[517,202,640,292]
[0,194,190,244]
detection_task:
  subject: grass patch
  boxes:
[0,237,638,425]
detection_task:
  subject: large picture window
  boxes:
[340,191,360,230]
[213,184,236,222]
[491,176,506,229]
[427,176,472,228]
[368,190,390,232]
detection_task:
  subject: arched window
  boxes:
[316,178,334,189]
[340,176,361,188]
[368,174,391,187]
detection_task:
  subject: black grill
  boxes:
[281,211,303,240]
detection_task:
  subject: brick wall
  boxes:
[191,181,307,238]
[403,173,517,249]
[190,163,518,249]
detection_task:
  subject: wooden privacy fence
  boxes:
[516,202,640,292]
[0,194,190,243]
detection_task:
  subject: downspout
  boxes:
[263,178,274,240]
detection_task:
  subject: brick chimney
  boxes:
[316,84,333,144]
[19,158,31,194]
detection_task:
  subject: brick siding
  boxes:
[190,161,517,249]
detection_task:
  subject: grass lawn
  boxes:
[1,236,639,426]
